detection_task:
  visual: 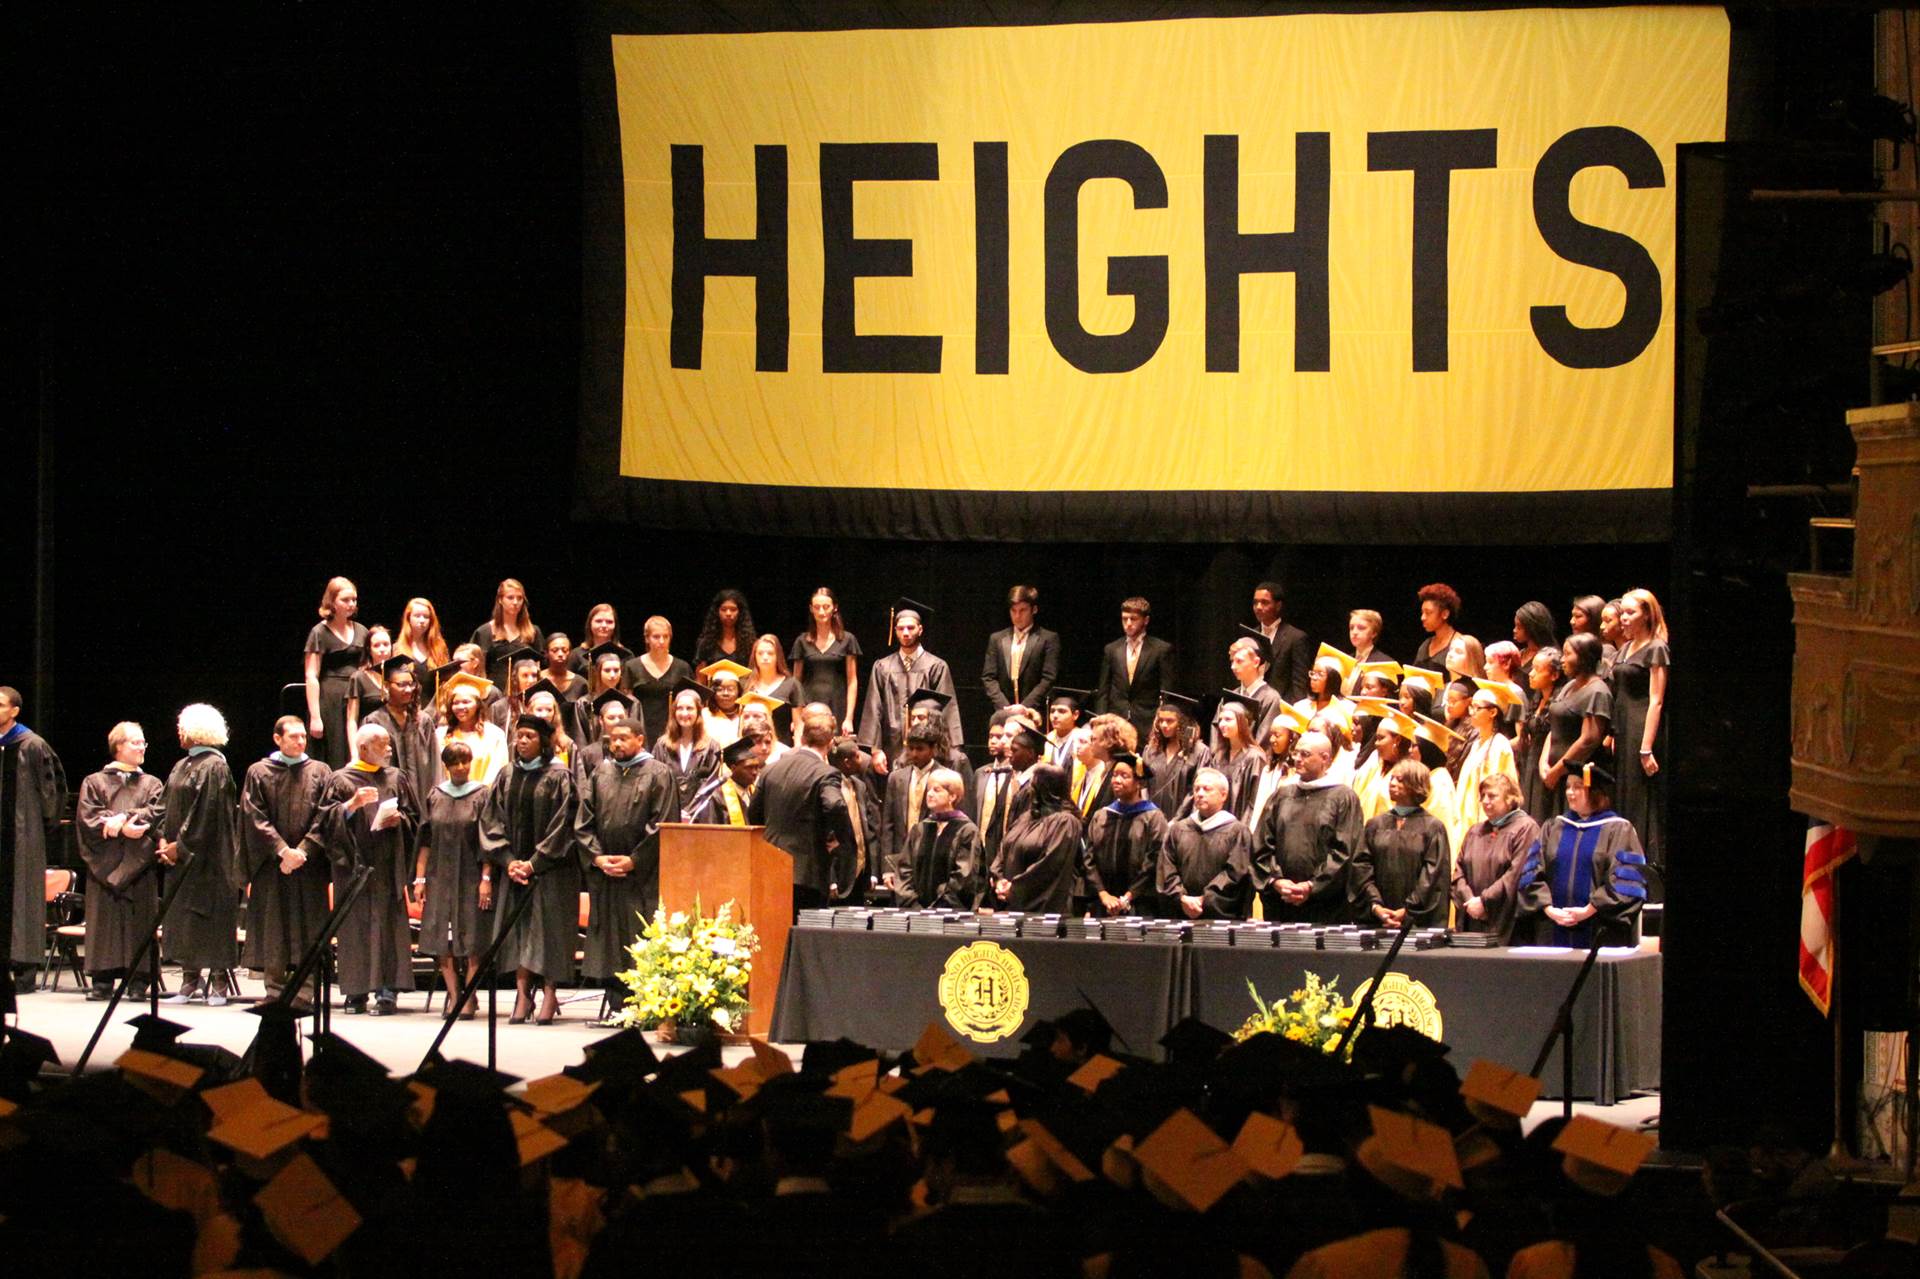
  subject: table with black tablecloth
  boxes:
[771,931,1186,1059]
[771,928,1661,1102]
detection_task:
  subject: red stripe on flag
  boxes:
[1799,820,1857,1016]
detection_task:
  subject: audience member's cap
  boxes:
[0,1027,61,1091]
[697,659,751,685]
[1459,1060,1541,1126]
[1233,1110,1305,1179]
[1553,1115,1656,1196]
[1315,643,1358,680]
[1471,678,1524,710]
[569,1027,659,1083]
[1054,1006,1116,1058]
[1356,1105,1463,1198]
[591,687,634,715]
[1156,690,1200,714]
[254,1152,363,1266]
[514,713,556,742]
[1399,666,1445,696]
[379,654,417,678]
[1158,1017,1232,1068]
[891,597,935,623]
[1355,660,1403,685]
[671,675,714,706]
[416,1056,522,1105]
[905,687,953,712]
[1353,1023,1451,1078]
[124,1012,192,1049]
[116,1047,205,1094]
[206,1083,326,1161]
[586,641,633,664]
[1234,626,1274,664]
[739,691,786,714]
[800,1038,879,1079]
[1134,1108,1249,1212]
[1107,751,1153,782]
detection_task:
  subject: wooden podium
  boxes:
[657,823,793,1036]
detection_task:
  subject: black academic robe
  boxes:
[1211,684,1283,756]
[1,725,67,966]
[365,705,435,816]
[1190,748,1265,825]
[1514,809,1647,948]
[992,807,1082,913]
[159,750,242,970]
[896,812,981,910]
[859,649,966,755]
[1141,741,1210,819]
[836,772,882,897]
[1449,812,1542,941]
[1254,779,1364,924]
[1351,808,1450,927]
[317,762,419,997]
[970,763,1016,863]
[1096,634,1174,741]
[1158,814,1254,919]
[239,754,332,973]
[658,741,721,813]
[74,765,165,974]
[687,773,754,826]
[575,754,679,979]
[418,783,489,957]
[1080,801,1168,914]
[479,759,579,980]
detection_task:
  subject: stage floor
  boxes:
[9,970,1659,1136]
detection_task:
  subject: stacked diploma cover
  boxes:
[941,915,983,937]
[978,913,1022,940]
[797,908,839,930]
[831,909,876,931]
[1190,922,1237,947]
[1444,930,1501,947]
[1018,914,1065,938]
[871,909,912,934]
[1145,921,1189,945]
[1066,916,1105,941]
[904,910,958,932]
[1104,917,1149,942]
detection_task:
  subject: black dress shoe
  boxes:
[344,995,368,1014]
[86,986,114,1002]
[371,998,398,1017]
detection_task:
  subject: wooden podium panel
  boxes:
[657,823,793,1036]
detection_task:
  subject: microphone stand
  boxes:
[74,848,199,1073]
[273,861,375,1037]
[1529,937,1605,1120]
[1329,916,1418,1059]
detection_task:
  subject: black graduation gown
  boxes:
[469,623,544,690]
[74,766,165,974]
[969,763,1015,860]
[365,705,435,819]
[1514,809,1648,947]
[993,808,1082,913]
[478,760,578,980]
[896,812,982,910]
[1254,779,1364,924]
[317,762,419,997]
[159,750,242,970]
[418,784,489,956]
[1157,815,1254,919]
[1080,801,1169,914]
[2,725,67,965]
[304,622,368,769]
[623,654,694,747]
[239,754,332,973]
[1141,741,1209,819]
[658,741,721,813]
[1351,809,1450,927]
[1449,812,1542,942]
[687,774,753,826]
[574,755,679,978]
[858,649,966,754]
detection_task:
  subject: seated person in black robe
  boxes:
[895,767,981,910]
[1158,766,1254,919]
[1350,759,1451,928]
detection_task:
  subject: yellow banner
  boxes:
[613,8,1728,495]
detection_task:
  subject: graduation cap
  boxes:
[1411,714,1458,754]
[890,596,935,627]
[1315,643,1358,681]
[205,1079,326,1162]
[905,687,953,713]
[1158,1017,1232,1069]
[1217,688,1265,719]
[254,1152,363,1266]
[514,713,556,742]
[523,678,563,703]
[1354,660,1403,687]
[1134,1109,1249,1212]
[1377,709,1420,742]
[1048,687,1093,725]
[380,654,418,678]
[1157,690,1200,716]
[1471,678,1524,710]
[568,1027,659,1084]
[1210,1033,1355,1111]
[671,675,714,707]
[1053,1006,1115,1059]
[586,641,633,665]
[801,1038,880,1080]
[242,1000,307,1107]
[1578,760,1617,791]
[126,1011,193,1051]
[739,691,787,715]
[1356,1105,1463,1198]
[1351,696,1397,719]
[1234,625,1274,664]
[1107,751,1153,782]
[439,671,495,701]
[1272,701,1313,736]
[415,1056,522,1106]
[430,659,469,683]
[1006,723,1048,757]
[1399,665,1445,697]
[721,737,759,767]
[304,1031,389,1084]
[504,645,541,669]
[116,1047,206,1096]
[1553,1115,1655,1196]
[0,1027,60,1098]
[1459,1060,1541,1128]
[1233,1111,1306,1180]
[590,687,635,716]
[698,659,751,685]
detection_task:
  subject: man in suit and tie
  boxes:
[1095,596,1172,742]
[981,584,1060,716]
[1252,580,1313,703]
[747,705,855,909]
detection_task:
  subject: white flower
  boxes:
[668,937,690,954]
[711,1007,732,1031]
[711,937,737,956]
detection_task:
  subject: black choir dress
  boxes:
[418,782,489,958]
[304,622,368,768]
[623,654,694,747]
[1608,639,1669,871]
[470,623,545,690]
[748,675,804,743]
[789,632,863,726]
[1516,689,1552,823]
[1540,678,1612,825]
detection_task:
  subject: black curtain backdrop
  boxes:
[10,1,1874,1152]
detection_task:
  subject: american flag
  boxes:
[1799,819,1857,1016]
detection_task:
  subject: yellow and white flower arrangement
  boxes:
[614,900,760,1033]
[1233,973,1357,1054]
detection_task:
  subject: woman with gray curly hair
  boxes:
[159,703,243,1005]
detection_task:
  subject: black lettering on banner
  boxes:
[974,142,1011,375]
[1043,140,1170,374]
[1367,130,1499,373]
[1530,126,1665,369]
[670,144,789,372]
[820,142,943,374]
[1203,133,1332,373]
